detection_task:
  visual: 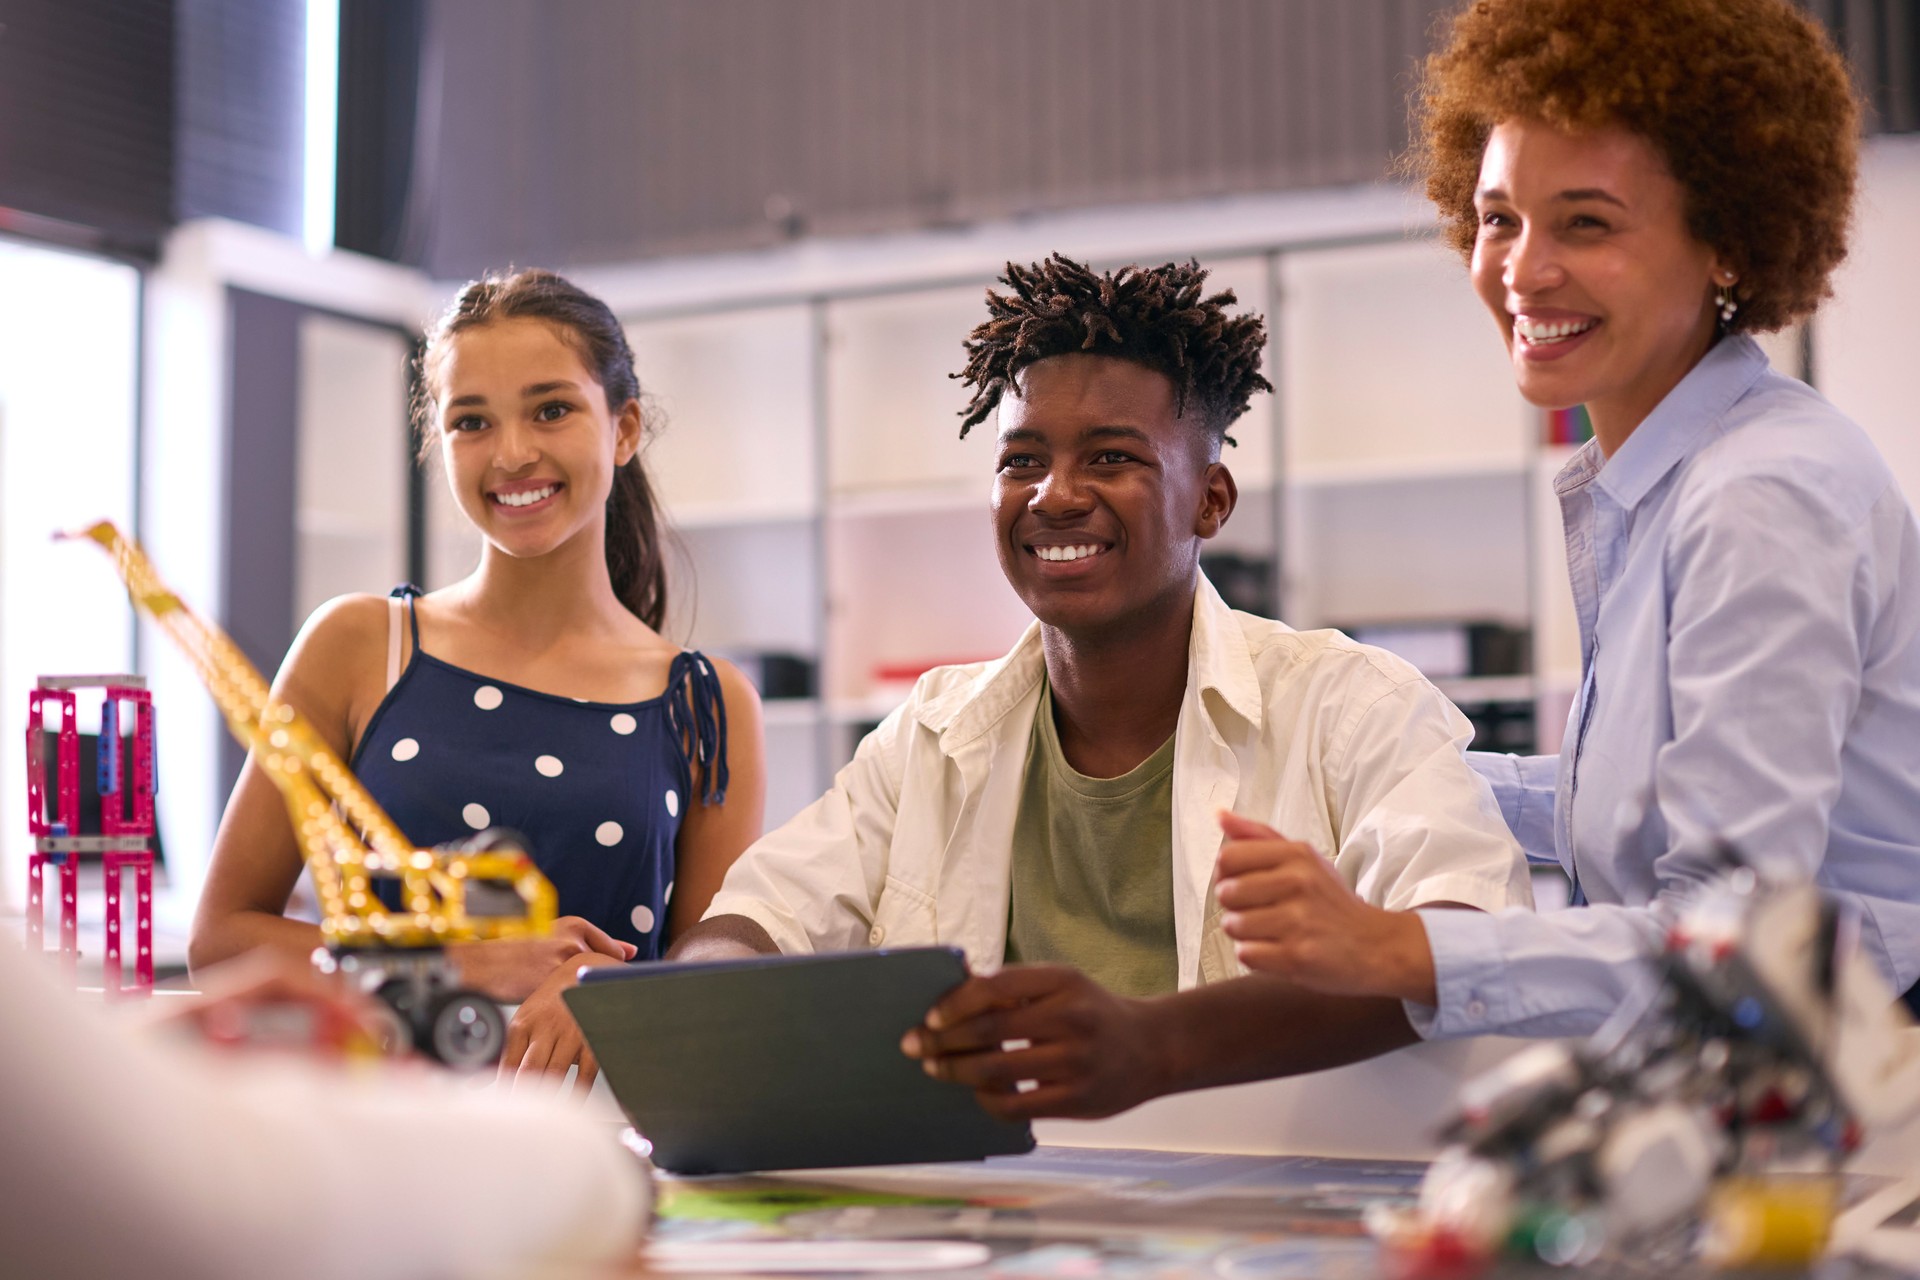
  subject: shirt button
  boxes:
[1467,999,1487,1019]
[868,925,885,946]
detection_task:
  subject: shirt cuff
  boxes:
[1512,753,1560,859]
[701,890,814,956]
[1404,906,1511,1040]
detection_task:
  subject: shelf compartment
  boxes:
[825,284,998,497]
[1287,452,1528,488]
[627,305,819,523]
[823,504,1032,706]
[1280,238,1528,478]
[1285,469,1530,632]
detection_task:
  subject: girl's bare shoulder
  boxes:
[278,595,398,736]
[288,594,392,669]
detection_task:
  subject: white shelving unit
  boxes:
[821,284,1032,729]
[610,234,1559,817]
[294,314,412,622]
[825,285,995,500]
[1289,454,1528,487]
[588,139,1920,822]
[637,304,819,523]
[1276,237,1552,753]
[612,227,1573,821]
[1280,240,1529,481]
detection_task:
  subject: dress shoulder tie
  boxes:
[666,651,729,806]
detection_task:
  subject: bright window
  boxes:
[0,238,141,903]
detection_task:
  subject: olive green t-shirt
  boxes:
[1003,681,1179,998]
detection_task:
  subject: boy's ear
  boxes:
[1194,461,1237,540]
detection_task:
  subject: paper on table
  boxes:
[643,1239,990,1274]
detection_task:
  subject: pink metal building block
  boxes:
[25,676,157,997]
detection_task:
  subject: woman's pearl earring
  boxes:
[1716,279,1740,326]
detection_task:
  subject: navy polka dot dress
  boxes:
[350,589,728,958]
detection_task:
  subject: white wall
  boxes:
[141,221,432,913]
[1816,134,1920,505]
[0,240,140,912]
[293,315,411,621]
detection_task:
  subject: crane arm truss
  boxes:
[70,522,555,949]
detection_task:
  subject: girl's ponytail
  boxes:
[605,453,668,630]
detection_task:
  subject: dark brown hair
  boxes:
[1411,0,1859,332]
[953,254,1271,450]
[416,269,668,630]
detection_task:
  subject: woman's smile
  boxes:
[1512,311,1602,361]
[488,479,566,515]
[1471,119,1724,452]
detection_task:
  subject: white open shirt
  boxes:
[708,576,1531,988]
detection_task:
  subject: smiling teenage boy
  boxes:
[671,255,1529,1119]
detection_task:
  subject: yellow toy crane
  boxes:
[69,521,557,1068]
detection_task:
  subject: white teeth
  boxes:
[496,485,556,508]
[1036,544,1102,562]
[1515,316,1598,344]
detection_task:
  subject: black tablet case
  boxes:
[565,948,1036,1174]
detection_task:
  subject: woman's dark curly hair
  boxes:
[1410,0,1860,333]
[953,254,1271,449]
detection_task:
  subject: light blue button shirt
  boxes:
[1414,335,1920,1040]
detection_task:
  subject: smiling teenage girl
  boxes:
[190,270,766,1084]
[1216,0,1920,1032]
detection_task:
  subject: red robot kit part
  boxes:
[25,675,157,998]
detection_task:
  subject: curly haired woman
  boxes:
[1216,0,1920,1035]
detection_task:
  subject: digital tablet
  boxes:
[564,947,1036,1174]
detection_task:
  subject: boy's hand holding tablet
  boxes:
[900,964,1168,1120]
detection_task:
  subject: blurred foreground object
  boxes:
[0,939,649,1280]
[147,948,388,1062]
[25,675,156,997]
[1832,1178,1920,1272]
[65,521,558,1068]
[1373,857,1920,1274]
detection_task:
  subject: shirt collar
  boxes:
[1589,334,1770,512]
[914,572,1262,749]
[1189,571,1264,731]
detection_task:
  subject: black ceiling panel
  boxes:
[399,0,1458,276]
[0,0,175,256]
[1798,0,1919,134]
[0,2,1910,267]
[173,0,305,237]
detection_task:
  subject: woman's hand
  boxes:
[450,916,636,1003]
[1214,811,1437,1004]
[501,952,627,1095]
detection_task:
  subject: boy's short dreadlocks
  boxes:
[953,254,1271,448]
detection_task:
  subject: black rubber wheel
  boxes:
[421,989,506,1070]
[375,977,424,1053]
[363,998,413,1057]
